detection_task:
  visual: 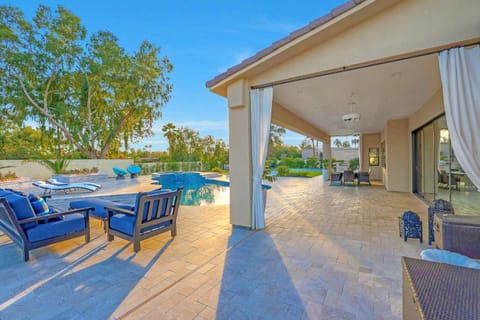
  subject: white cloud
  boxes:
[216,48,255,73]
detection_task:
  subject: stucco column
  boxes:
[322,140,332,177]
[227,80,252,227]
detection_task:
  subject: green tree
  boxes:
[268,124,286,158]
[0,5,173,159]
[342,140,351,148]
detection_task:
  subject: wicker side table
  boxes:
[402,257,480,320]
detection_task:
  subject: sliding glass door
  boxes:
[413,115,479,215]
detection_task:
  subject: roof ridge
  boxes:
[206,0,365,88]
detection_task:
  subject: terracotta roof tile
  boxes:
[206,0,364,88]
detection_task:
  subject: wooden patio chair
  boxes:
[106,188,183,252]
[0,191,91,261]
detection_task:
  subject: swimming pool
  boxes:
[151,172,227,206]
[151,172,271,206]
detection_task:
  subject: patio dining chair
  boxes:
[343,170,355,184]
[330,171,343,185]
[357,170,371,185]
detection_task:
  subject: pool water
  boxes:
[151,172,229,206]
[151,172,271,206]
[289,168,323,172]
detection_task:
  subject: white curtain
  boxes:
[438,46,480,190]
[250,87,273,229]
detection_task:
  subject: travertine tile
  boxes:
[0,176,428,319]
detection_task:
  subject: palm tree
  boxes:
[333,138,342,148]
[162,123,177,159]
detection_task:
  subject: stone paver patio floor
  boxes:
[0,176,429,319]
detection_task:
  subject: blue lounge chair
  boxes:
[0,189,91,261]
[127,165,142,178]
[32,181,100,195]
[112,167,128,178]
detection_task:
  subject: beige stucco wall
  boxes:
[385,120,410,192]
[408,90,444,132]
[0,159,133,180]
[361,133,382,181]
[227,80,252,227]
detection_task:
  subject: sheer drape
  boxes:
[250,87,273,229]
[438,46,480,190]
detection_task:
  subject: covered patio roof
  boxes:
[206,0,479,139]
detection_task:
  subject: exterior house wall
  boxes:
[227,80,252,227]
[385,119,410,192]
[248,0,479,89]
[361,133,382,181]
[408,90,444,132]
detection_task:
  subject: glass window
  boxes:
[369,148,379,166]
[413,115,479,216]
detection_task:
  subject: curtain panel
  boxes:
[250,87,273,229]
[438,46,480,190]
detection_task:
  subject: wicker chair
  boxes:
[428,198,454,245]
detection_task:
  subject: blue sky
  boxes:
[6,0,346,151]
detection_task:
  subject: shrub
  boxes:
[349,157,359,170]
[166,162,179,171]
[276,166,290,176]
[279,157,305,168]
[211,167,222,173]
[306,157,319,168]
[285,170,322,178]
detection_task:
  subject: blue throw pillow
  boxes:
[27,194,50,216]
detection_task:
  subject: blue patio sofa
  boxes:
[0,189,92,261]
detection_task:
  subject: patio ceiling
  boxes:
[272,53,441,136]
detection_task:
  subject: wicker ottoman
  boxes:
[434,214,480,258]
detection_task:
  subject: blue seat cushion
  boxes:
[26,213,86,242]
[1,192,37,230]
[109,213,171,236]
[70,199,134,220]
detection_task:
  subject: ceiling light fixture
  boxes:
[342,113,361,123]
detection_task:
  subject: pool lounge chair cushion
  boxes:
[32,181,99,194]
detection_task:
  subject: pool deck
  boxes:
[0,176,429,319]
